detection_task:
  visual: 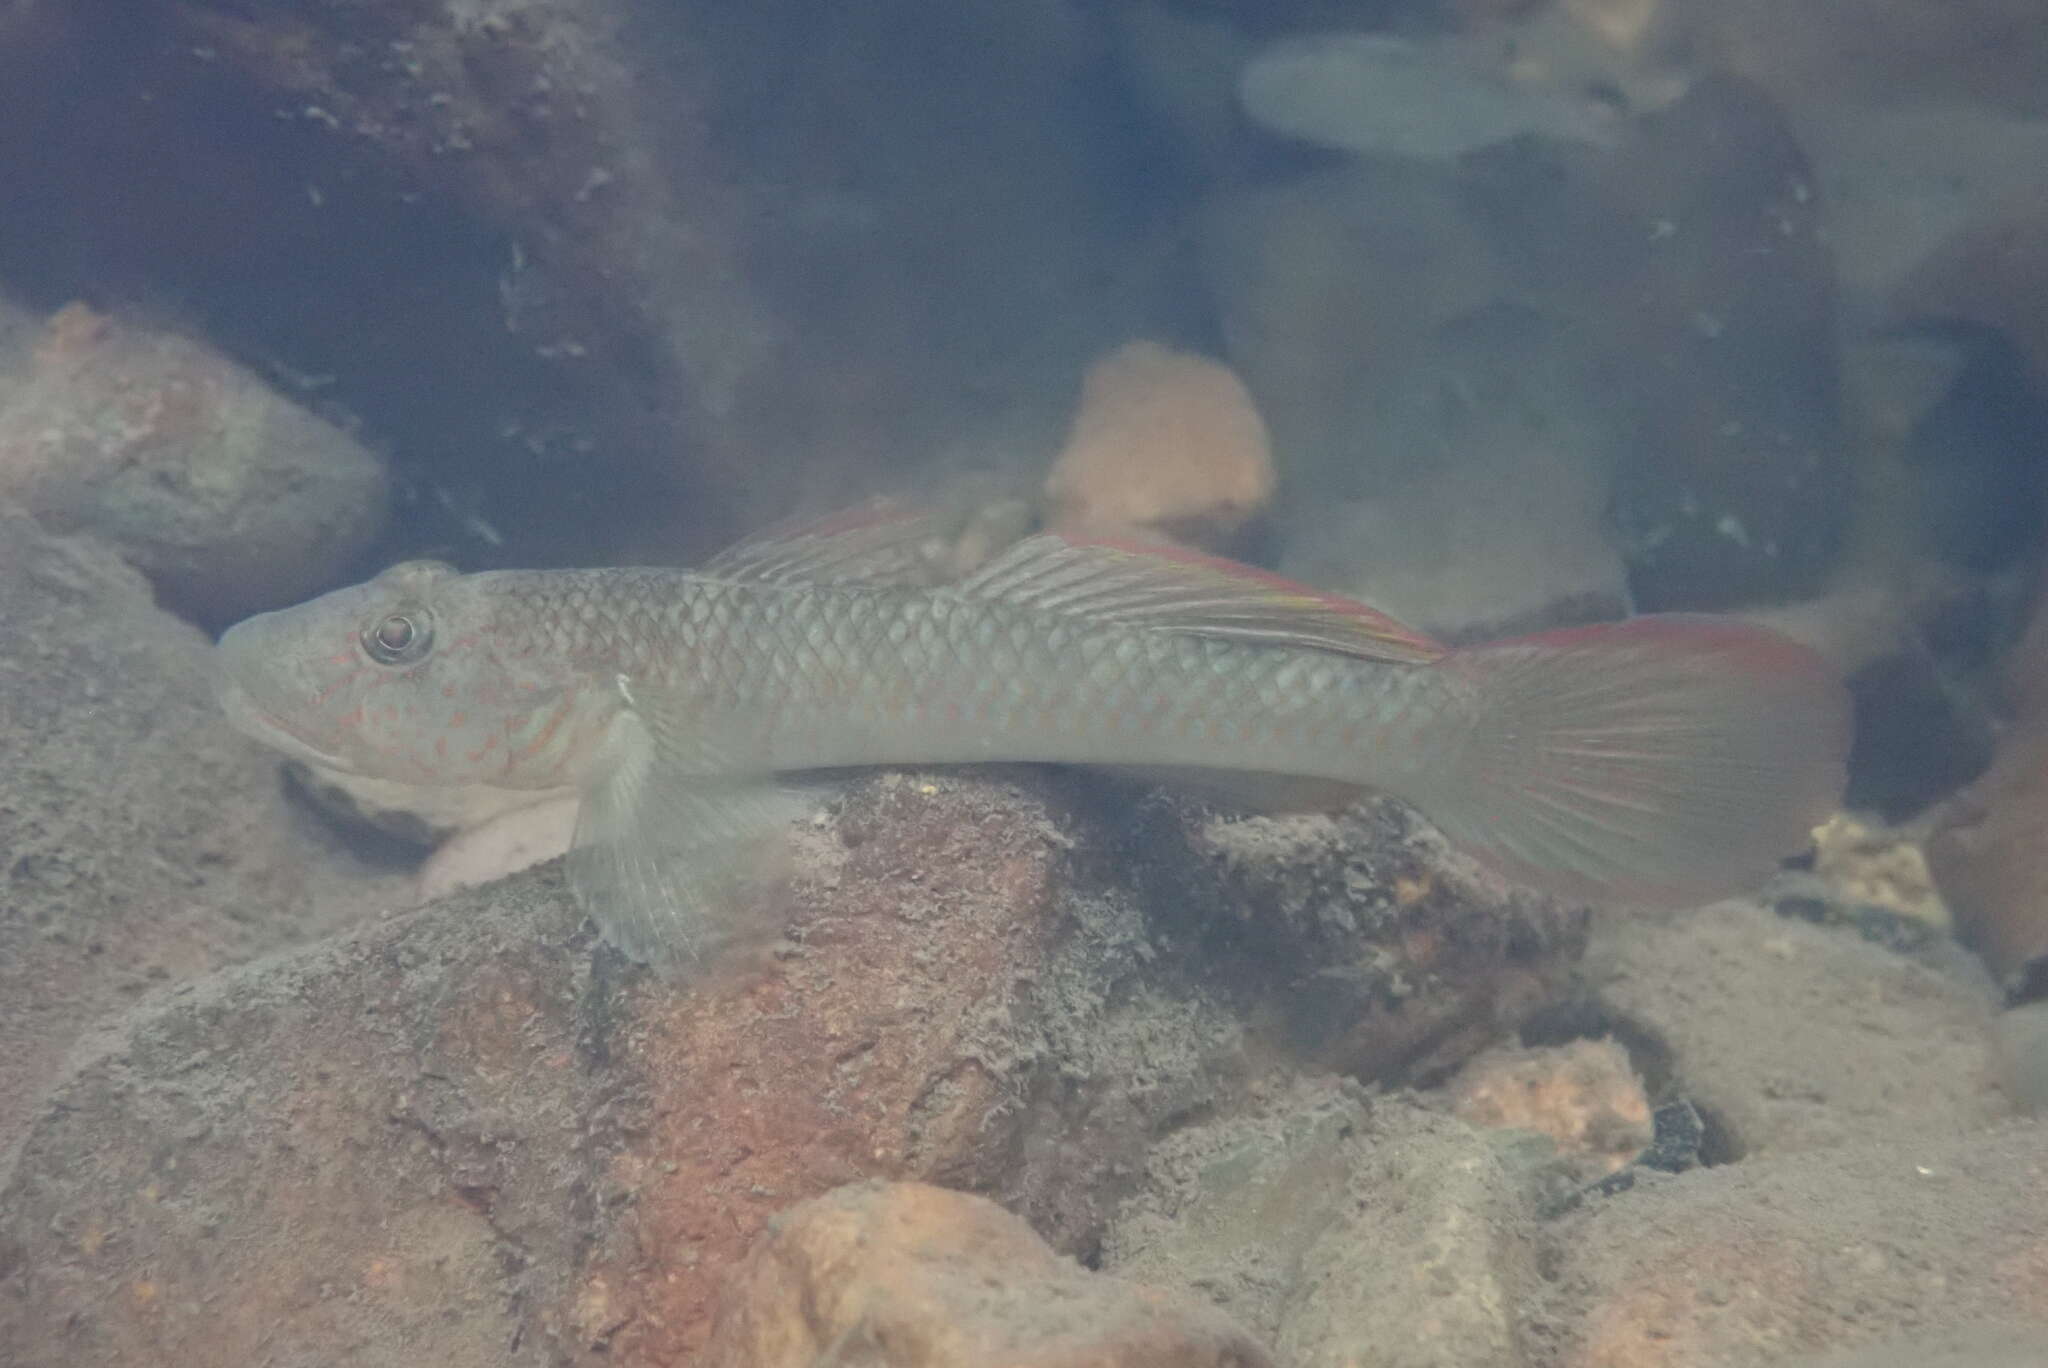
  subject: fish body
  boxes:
[216,506,1850,966]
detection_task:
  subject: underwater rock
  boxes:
[1895,187,2048,394]
[1541,1121,2048,1366]
[703,1180,1272,1368]
[1591,899,2007,1161]
[1133,792,1590,1083]
[0,507,398,1159]
[1666,0,2048,118]
[1104,1080,1543,1365]
[0,0,768,564]
[1448,1038,1654,1179]
[1994,1002,2048,1113]
[1273,308,1631,643]
[1559,76,1849,612]
[1783,1325,2048,1368]
[1802,813,1948,931]
[1202,164,1505,470]
[1793,106,2048,326]
[1043,340,1274,552]
[0,304,389,625]
[1925,563,2048,989]
[1926,731,2048,992]
[0,764,1600,1365]
[0,773,1245,1366]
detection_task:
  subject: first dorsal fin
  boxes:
[956,533,1446,664]
[702,496,1030,589]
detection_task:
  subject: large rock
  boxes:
[1927,561,2048,990]
[1588,899,2008,1159]
[705,1181,1272,1367]
[1043,339,1275,553]
[0,304,389,624]
[0,1,1150,568]
[0,769,1590,1366]
[0,0,769,564]
[1539,1121,2048,1366]
[1106,1081,1546,1367]
[1130,793,1590,1083]
[0,507,399,1157]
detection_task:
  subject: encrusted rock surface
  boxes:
[0,506,400,1159]
[704,1180,1272,1368]
[0,770,1581,1366]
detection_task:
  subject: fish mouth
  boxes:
[214,674,350,771]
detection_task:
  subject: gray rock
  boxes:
[1538,1120,2048,1365]
[1105,1079,1545,1367]
[1784,1324,2048,1368]
[0,307,389,625]
[1785,1327,2048,1368]
[1589,899,2009,1160]
[0,507,401,1158]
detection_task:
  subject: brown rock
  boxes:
[0,507,400,1158]
[1926,560,2048,988]
[1044,340,1275,552]
[0,773,1247,1366]
[1541,1122,2048,1367]
[704,1180,1272,1368]
[0,304,389,624]
[1449,1038,1652,1177]
[0,768,1593,1366]
[1928,728,2048,990]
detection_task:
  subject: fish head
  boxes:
[215,561,601,789]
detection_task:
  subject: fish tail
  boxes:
[1419,615,1851,907]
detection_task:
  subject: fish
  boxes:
[214,501,1851,969]
[1238,32,1621,161]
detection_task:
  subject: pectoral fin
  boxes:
[568,705,812,970]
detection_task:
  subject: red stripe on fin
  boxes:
[958,532,1446,664]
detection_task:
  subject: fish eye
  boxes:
[362,611,432,665]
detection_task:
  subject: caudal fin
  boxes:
[1424,615,1851,908]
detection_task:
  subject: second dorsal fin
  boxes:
[956,533,1446,665]
[702,496,1030,589]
